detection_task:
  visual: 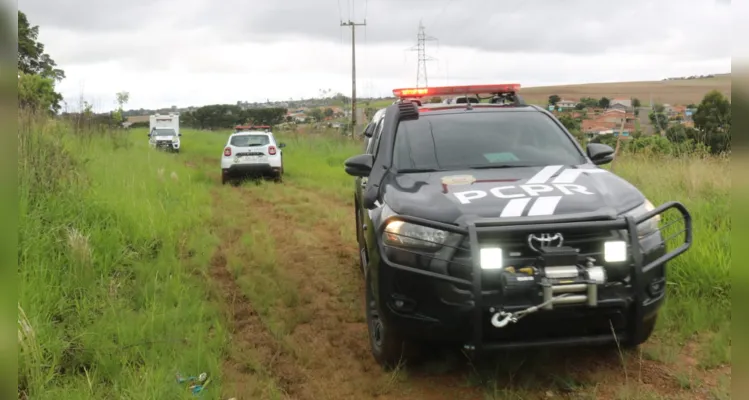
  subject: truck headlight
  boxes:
[384,220,448,249]
[380,205,448,249]
[625,199,661,238]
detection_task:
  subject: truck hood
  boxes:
[380,164,645,225]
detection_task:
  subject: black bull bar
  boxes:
[376,201,692,355]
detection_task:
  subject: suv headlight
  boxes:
[625,199,661,238]
[380,205,449,249]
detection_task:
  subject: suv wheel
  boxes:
[365,272,421,370]
[273,170,283,183]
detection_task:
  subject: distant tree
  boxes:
[112,91,130,125]
[631,98,641,108]
[308,107,324,122]
[577,97,599,109]
[648,103,669,133]
[18,11,65,81]
[17,71,60,114]
[693,90,731,153]
[558,113,580,132]
[598,97,610,109]
[18,10,65,113]
[648,104,668,133]
[324,107,334,118]
[548,94,561,105]
[665,124,698,143]
[574,103,585,110]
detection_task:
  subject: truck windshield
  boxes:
[153,129,175,136]
[230,134,270,147]
[392,111,586,171]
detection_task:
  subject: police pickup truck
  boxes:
[345,84,692,369]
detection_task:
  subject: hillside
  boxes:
[518,73,731,106]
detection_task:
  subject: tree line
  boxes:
[172,105,288,130]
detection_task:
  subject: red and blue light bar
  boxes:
[392,84,521,98]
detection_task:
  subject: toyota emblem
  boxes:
[527,233,564,253]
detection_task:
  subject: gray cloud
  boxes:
[20,0,732,58]
[19,0,174,31]
[185,0,731,57]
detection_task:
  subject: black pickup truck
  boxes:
[344,84,692,369]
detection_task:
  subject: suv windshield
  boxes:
[230,134,270,147]
[392,111,586,171]
[153,128,175,136]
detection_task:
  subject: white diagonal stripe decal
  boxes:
[527,196,563,216]
[500,198,531,217]
[526,165,563,184]
[552,168,608,184]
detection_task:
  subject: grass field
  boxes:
[364,73,731,108]
[18,118,730,399]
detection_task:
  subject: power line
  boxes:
[409,20,438,88]
[341,19,366,134]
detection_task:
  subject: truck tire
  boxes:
[622,314,657,349]
[365,271,421,370]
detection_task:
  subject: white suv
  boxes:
[221,131,286,184]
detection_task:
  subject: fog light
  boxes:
[480,247,503,270]
[604,241,627,262]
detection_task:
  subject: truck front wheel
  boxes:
[623,314,657,349]
[365,272,421,370]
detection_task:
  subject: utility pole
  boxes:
[410,20,438,88]
[341,19,366,135]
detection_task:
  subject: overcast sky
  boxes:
[20,0,732,111]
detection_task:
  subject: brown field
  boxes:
[517,73,732,106]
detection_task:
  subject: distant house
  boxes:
[665,105,686,117]
[557,99,578,109]
[597,109,637,125]
[609,98,633,110]
[582,117,635,136]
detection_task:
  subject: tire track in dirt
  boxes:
[208,201,311,400]
[235,183,484,400]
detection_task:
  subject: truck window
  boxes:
[230,134,270,147]
[392,111,586,171]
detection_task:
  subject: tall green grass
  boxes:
[18,115,226,399]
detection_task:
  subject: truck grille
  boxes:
[447,228,619,282]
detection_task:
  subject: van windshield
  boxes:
[152,128,175,136]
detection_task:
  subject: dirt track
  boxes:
[201,165,729,400]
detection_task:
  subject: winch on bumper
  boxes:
[375,201,692,356]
